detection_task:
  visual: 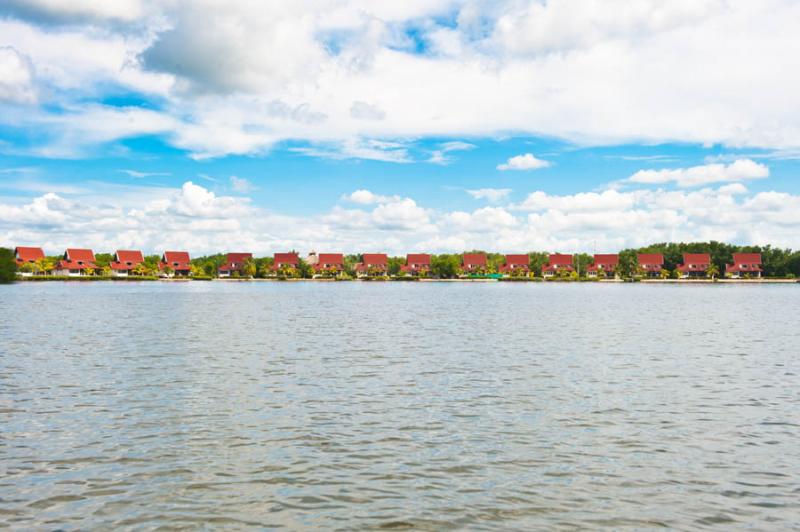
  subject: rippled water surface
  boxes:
[1,282,799,530]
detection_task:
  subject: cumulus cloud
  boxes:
[0,46,36,103]
[497,153,551,171]
[627,159,769,187]
[342,189,400,205]
[466,188,512,203]
[4,181,800,254]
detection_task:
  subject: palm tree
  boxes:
[706,264,720,280]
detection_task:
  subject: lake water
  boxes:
[1,282,799,529]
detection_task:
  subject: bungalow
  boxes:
[677,253,711,278]
[498,254,530,275]
[218,252,253,277]
[726,253,762,278]
[462,253,487,274]
[160,251,192,277]
[400,253,431,276]
[313,253,345,275]
[355,253,388,277]
[14,246,45,276]
[54,248,97,276]
[110,250,145,277]
[542,254,574,277]
[272,252,299,272]
[637,253,664,277]
[586,254,619,279]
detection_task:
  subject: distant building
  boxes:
[355,253,388,277]
[160,251,191,276]
[498,254,530,275]
[542,254,574,277]
[110,250,145,276]
[726,253,762,278]
[400,253,431,276]
[586,254,619,278]
[637,253,664,277]
[462,253,487,273]
[677,253,711,278]
[272,252,299,271]
[54,248,97,276]
[313,253,344,274]
[218,253,253,277]
[14,247,45,275]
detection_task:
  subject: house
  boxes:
[313,253,345,275]
[218,253,253,277]
[354,253,388,277]
[498,254,530,275]
[272,252,299,272]
[110,250,145,276]
[54,248,97,276]
[462,253,487,274]
[677,253,711,278]
[726,253,762,278]
[542,254,574,277]
[586,254,619,278]
[14,247,45,276]
[400,253,431,276]
[160,251,192,276]
[637,253,664,277]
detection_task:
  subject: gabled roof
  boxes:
[15,246,45,262]
[317,253,344,265]
[226,252,253,263]
[163,251,191,264]
[637,253,664,265]
[274,252,299,265]
[731,253,762,264]
[682,253,711,264]
[406,253,431,265]
[66,248,95,262]
[504,254,529,266]
[463,253,487,266]
[115,250,144,263]
[362,253,388,266]
[593,254,619,266]
[547,253,573,266]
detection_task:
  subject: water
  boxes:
[1,282,799,530]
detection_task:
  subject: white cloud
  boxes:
[350,101,386,121]
[497,153,551,171]
[428,140,476,164]
[229,176,255,194]
[0,46,36,104]
[627,159,769,187]
[466,188,512,203]
[342,189,399,205]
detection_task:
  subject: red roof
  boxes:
[406,254,431,266]
[273,252,299,266]
[637,253,664,266]
[682,253,710,265]
[362,253,388,266]
[463,253,487,267]
[587,254,619,272]
[226,253,252,263]
[726,253,762,273]
[66,248,95,262]
[116,250,144,263]
[15,246,45,263]
[314,253,344,270]
[548,254,573,266]
[163,251,190,264]
[504,254,529,266]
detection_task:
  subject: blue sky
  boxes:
[2,1,800,255]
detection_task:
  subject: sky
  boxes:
[1,0,800,256]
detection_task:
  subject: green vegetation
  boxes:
[0,248,16,283]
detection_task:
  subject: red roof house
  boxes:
[462,253,487,273]
[219,253,253,276]
[678,253,712,278]
[586,254,619,278]
[313,253,344,273]
[14,246,45,266]
[726,253,762,278]
[637,253,664,276]
[55,248,97,276]
[498,254,530,274]
[542,254,574,277]
[160,251,191,276]
[110,250,145,275]
[400,253,431,275]
[355,253,388,276]
[272,252,299,271]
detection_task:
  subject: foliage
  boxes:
[0,248,16,283]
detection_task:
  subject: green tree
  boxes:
[706,263,719,280]
[241,258,257,278]
[431,254,461,278]
[0,248,15,283]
